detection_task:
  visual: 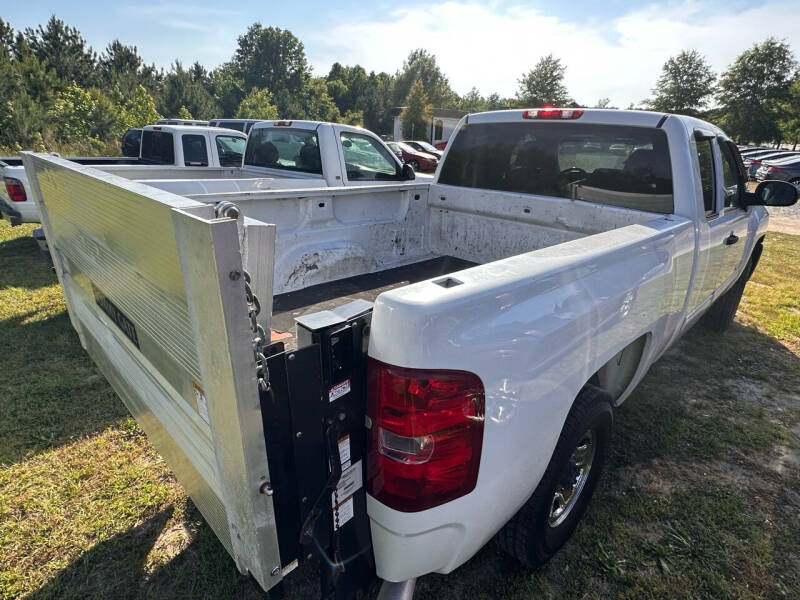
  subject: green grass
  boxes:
[1,222,799,599]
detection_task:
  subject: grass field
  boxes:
[1,220,799,600]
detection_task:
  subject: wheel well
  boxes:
[748,236,765,278]
[588,334,649,403]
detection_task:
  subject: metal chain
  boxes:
[244,269,270,393]
[215,201,270,393]
[332,485,340,531]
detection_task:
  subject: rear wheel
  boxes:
[497,385,613,567]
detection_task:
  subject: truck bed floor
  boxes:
[271,256,476,348]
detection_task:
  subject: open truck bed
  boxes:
[22,107,707,598]
[272,256,476,349]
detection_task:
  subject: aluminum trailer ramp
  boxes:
[22,152,285,591]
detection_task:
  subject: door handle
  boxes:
[724,233,739,246]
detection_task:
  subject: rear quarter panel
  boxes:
[367,215,695,581]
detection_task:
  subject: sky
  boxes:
[4,0,800,107]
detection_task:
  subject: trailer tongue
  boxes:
[23,152,378,598]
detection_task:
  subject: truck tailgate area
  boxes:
[272,256,476,349]
[21,153,285,592]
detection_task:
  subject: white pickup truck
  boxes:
[0,124,247,226]
[1,122,408,227]
[22,109,797,599]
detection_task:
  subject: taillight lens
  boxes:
[3,177,26,202]
[366,359,485,512]
[766,166,779,174]
[522,107,583,120]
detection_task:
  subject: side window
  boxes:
[696,139,715,215]
[719,141,743,209]
[182,134,208,166]
[340,132,401,180]
[215,135,246,167]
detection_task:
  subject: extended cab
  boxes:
[21,109,797,599]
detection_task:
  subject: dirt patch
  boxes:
[768,214,800,235]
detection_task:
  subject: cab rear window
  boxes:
[244,128,322,175]
[438,122,674,214]
[140,130,175,165]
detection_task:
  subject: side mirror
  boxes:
[744,180,798,207]
[402,163,415,181]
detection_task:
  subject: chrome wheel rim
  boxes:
[548,429,596,528]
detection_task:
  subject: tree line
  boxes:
[1,15,798,154]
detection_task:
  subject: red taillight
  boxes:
[3,177,26,202]
[766,166,779,174]
[522,106,583,120]
[366,359,484,512]
[274,120,293,126]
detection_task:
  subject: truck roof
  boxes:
[142,124,246,136]
[464,108,727,138]
[249,120,375,136]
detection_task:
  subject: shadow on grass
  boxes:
[23,501,302,600]
[0,231,55,291]
[611,321,800,470]
[0,308,129,465]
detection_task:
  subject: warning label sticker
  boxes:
[331,460,364,520]
[329,379,351,402]
[338,435,351,469]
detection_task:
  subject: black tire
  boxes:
[409,160,420,171]
[497,384,613,568]
[700,259,752,332]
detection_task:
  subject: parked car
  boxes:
[755,155,800,186]
[121,128,142,157]
[22,109,797,600]
[394,141,439,171]
[403,140,443,159]
[386,142,405,162]
[209,118,263,133]
[743,151,800,179]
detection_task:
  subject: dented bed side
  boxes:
[21,153,285,591]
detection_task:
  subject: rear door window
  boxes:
[244,128,323,175]
[696,139,716,215]
[438,122,674,213]
[719,141,744,210]
[182,134,208,166]
[140,130,175,164]
[215,135,246,167]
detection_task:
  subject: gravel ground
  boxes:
[768,203,800,234]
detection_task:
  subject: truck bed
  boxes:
[272,256,476,349]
